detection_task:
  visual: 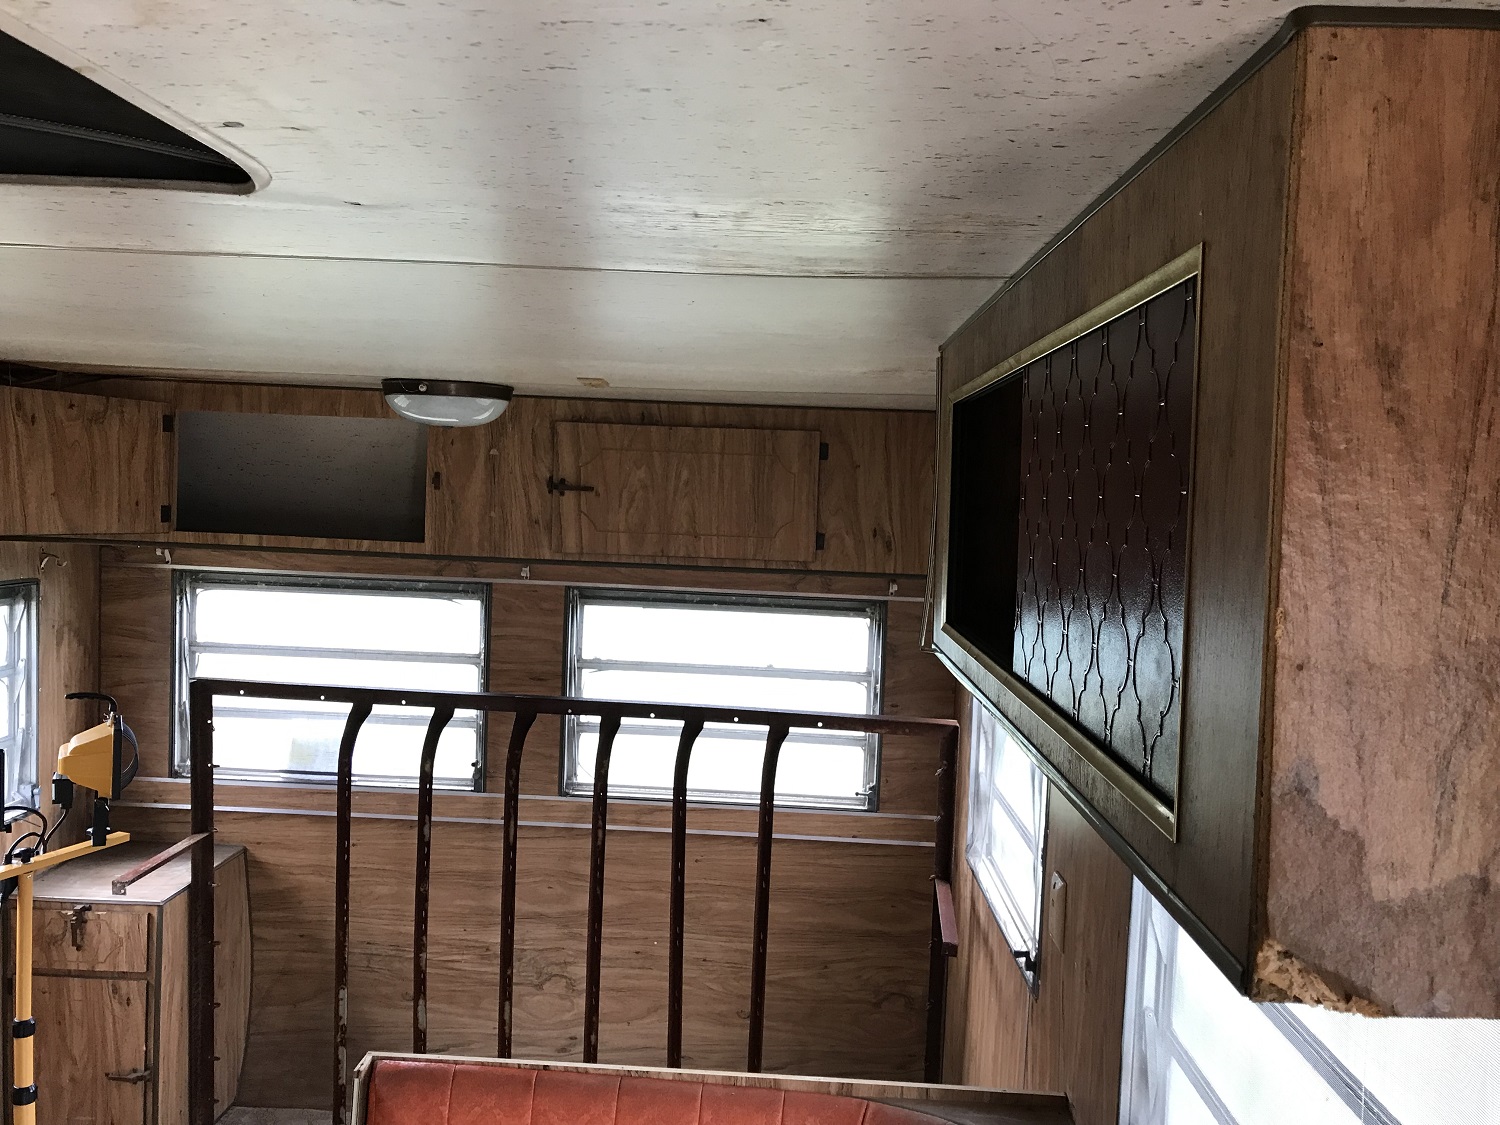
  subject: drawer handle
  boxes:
[106,1068,151,1085]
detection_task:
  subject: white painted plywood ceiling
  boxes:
[0,1,1489,406]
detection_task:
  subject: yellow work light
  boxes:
[3,691,136,1124]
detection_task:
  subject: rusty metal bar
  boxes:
[331,701,373,1125]
[184,679,956,739]
[924,892,951,1083]
[112,833,210,896]
[934,878,959,955]
[934,726,958,882]
[187,680,216,1125]
[923,724,961,1082]
[411,706,455,1055]
[745,722,791,1074]
[666,717,705,1068]
[582,711,622,1064]
[497,710,537,1059]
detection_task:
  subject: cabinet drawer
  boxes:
[33,905,150,975]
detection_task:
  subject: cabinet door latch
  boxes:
[546,476,596,496]
[106,1068,152,1084]
[64,904,92,951]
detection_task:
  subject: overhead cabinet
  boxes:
[551,421,822,563]
[0,386,171,537]
[929,12,1500,1017]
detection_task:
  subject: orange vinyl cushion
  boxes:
[365,1059,953,1125]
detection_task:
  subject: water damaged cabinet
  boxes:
[929,11,1500,1017]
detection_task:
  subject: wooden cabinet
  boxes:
[552,421,822,563]
[14,843,251,1125]
[0,387,171,537]
[930,13,1500,1018]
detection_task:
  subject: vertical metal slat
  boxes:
[925,724,961,1081]
[582,711,622,1064]
[331,701,373,1125]
[666,717,705,1068]
[497,710,536,1059]
[411,705,455,1055]
[745,721,791,1073]
[187,680,216,1125]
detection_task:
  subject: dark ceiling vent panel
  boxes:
[0,29,252,188]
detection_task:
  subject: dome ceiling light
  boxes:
[381,379,514,427]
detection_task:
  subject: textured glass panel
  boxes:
[964,698,1046,962]
[577,667,867,714]
[195,585,483,654]
[574,725,868,807]
[176,574,487,788]
[565,592,881,809]
[579,602,871,672]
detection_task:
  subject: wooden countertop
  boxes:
[29,840,245,906]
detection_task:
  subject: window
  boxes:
[173,573,488,789]
[965,696,1047,981]
[1120,879,1500,1125]
[0,582,39,814]
[562,590,884,810]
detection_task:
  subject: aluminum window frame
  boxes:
[171,570,490,791]
[561,587,886,812]
[0,581,40,817]
[965,694,1048,988]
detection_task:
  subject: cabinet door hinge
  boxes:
[818,442,829,461]
[160,504,173,524]
[161,414,175,433]
[815,532,826,551]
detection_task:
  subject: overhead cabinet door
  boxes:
[0,386,170,536]
[552,422,821,563]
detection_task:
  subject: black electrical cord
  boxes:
[3,806,48,843]
[41,805,69,848]
[5,831,43,863]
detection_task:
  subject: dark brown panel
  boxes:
[935,40,1299,974]
[1011,280,1197,806]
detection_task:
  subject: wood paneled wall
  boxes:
[0,541,100,830]
[944,688,1133,1125]
[99,549,955,1108]
[86,379,934,577]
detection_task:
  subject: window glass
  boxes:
[563,591,884,810]
[964,696,1047,981]
[174,573,487,789]
[1120,878,1500,1125]
[0,583,39,813]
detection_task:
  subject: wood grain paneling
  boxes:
[1263,25,1500,1017]
[935,39,1300,978]
[0,541,100,833]
[0,387,170,537]
[88,380,934,577]
[98,547,955,1109]
[32,906,148,975]
[32,976,149,1125]
[100,558,948,816]
[553,422,820,563]
[945,689,1132,1125]
[116,806,935,1109]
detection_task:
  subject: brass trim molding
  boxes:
[929,245,1204,842]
